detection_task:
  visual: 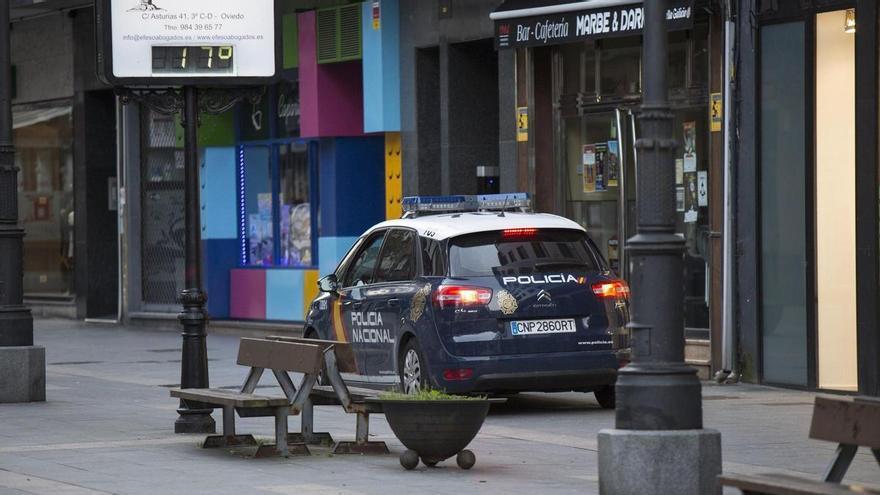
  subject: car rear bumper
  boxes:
[428,350,619,394]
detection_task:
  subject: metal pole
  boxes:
[174,86,215,434]
[0,0,34,348]
[615,0,703,430]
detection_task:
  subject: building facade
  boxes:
[733,0,880,395]
[119,0,398,325]
[10,2,118,320]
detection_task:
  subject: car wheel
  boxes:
[594,385,616,409]
[304,329,330,386]
[400,339,428,395]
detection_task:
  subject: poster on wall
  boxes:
[675,158,684,185]
[594,143,607,191]
[683,121,697,172]
[697,171,708,207]
[676,187,685,212]
[683,172,698,223]
[582,144,596,193]
[606,141,619,187]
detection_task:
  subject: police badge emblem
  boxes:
[497,290,518,315]
[409,284,431,322]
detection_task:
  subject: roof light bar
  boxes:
[401,193,532,218]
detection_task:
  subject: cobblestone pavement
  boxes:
[0,319,877,494]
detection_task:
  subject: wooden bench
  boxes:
[172,336,389,457]
[719,395,880,494]
[171,337,324,457]
[266,335,389,455]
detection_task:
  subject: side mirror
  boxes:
[318,274,339,293]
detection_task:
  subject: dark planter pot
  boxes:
[376,399,502,469]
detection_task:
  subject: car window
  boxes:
[374,229,416,283]
[342,231,386,287]
[448,229,602,277]
[421,237,447,277]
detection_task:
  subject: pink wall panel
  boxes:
[298,11,365,138]
[230,269,267,320]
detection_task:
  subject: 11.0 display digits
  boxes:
[151,46,234,75]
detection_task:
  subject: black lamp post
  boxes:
[614,0,703,430]
[174,86,216,434]
[0,0,44,404]
[0,0,33,349]
[598,1,720,493]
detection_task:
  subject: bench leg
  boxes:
[331,411,389,455]
[287,398,334,446]
[254,406,309,458]
[823,443,858,483]
[202,406,257,449]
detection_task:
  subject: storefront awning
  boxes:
[13,106,72,130]
[491,0,694,49]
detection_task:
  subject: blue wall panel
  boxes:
[201,147,238,240]
[319,137,385,238]
[362,0,400,133]
[203,238,239,318]
[318,236,359,277]
[266,269,304,321]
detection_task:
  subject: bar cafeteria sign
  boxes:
[495,1,694,49]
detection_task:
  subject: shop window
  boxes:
[278,142,311,267]
[759,21,808,386]
[242,146,274,266]
[14,107,74,295]
[598,37,641,98]
[669,31,688,92]
[240,141,314,268]
[561,41,596,97]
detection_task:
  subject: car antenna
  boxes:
[498,195,508,217]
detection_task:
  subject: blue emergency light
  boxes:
[401,193,532,218]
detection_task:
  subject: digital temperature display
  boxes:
[151,46,234,75]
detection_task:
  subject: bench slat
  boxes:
[266,335,358,373]
[237,338,324,374]
[810,396,880,449]
[719,473,880,495]
[170,388,289,408]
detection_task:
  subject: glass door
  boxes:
[563,107,638,279]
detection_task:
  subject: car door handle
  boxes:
[352,302,363,310]
[387,298,400,308]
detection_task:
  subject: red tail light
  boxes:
[502,228,538,238]
[443,368,474,381]
[433,285,493,309]
[591,280,630,299]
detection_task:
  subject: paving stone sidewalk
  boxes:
[0,319,877,494]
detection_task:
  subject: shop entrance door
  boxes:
[562,106,638,280]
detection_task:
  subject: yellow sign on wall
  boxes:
[516,107,528,142]
[710,93,722,132]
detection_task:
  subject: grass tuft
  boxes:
[379,389,485,401]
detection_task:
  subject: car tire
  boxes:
[399,339,429,395]
[594,385,616,409]
[304,329,330,386]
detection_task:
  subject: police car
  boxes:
[304,194,629,408]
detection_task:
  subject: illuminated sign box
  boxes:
[96,0,280,86]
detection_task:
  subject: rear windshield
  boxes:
[448,229,603,277]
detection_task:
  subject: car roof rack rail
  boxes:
[401,193,532,218]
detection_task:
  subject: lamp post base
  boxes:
[174,408,216,434]
[598,428,722,495]
[0,346,45,403]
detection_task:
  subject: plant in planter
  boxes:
[374,389,503,470]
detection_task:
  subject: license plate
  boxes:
[509,318,577,336]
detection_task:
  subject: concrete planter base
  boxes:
[598,428,722,495]
[0,346,46,403]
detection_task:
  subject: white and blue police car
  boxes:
[304,194,630,408]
